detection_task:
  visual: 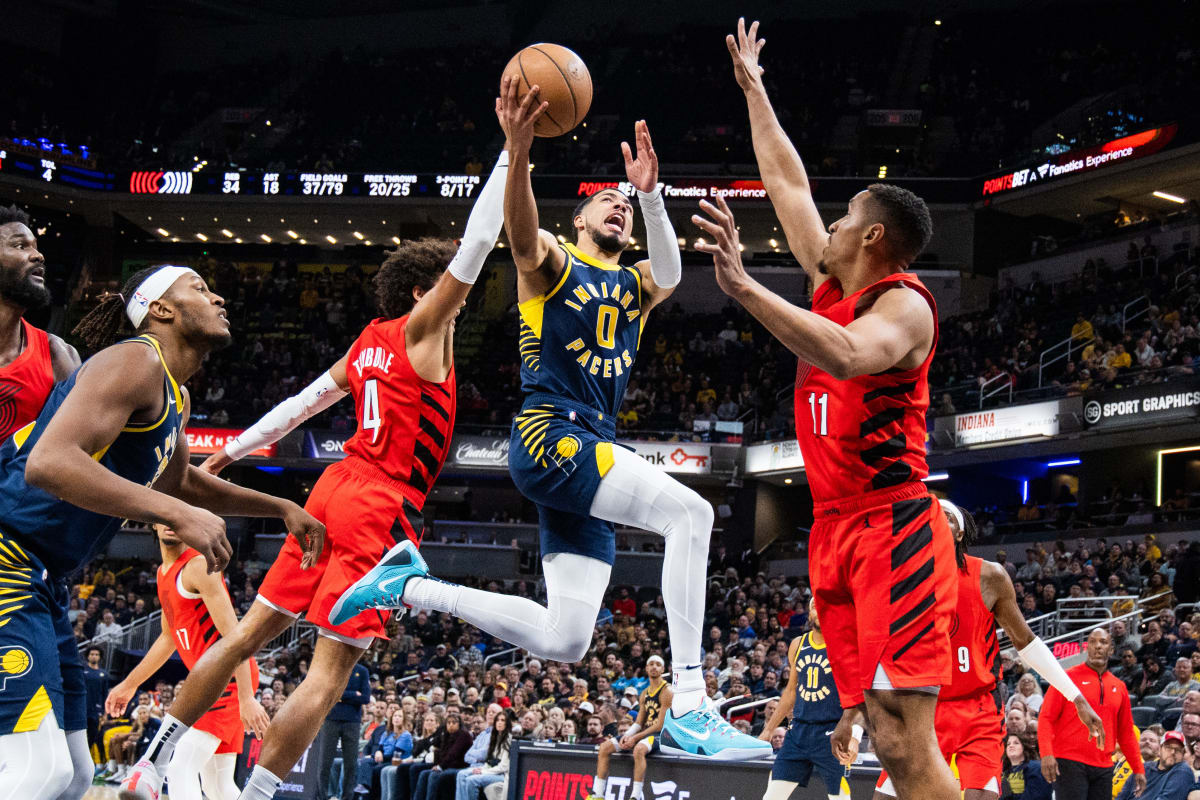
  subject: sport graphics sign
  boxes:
[512,742,877,800]
[942,400,1062,447]
[1083,377,1200,430]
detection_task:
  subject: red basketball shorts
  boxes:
[809,482,956,708]
[875,692,1004,794]
[257,457,425,646]
[193,660,260,754]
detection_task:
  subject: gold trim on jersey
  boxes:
[0,534,33,630]
[10,421,35,451]
[564,242,623,271]
[13,685,52,733]
[121,336,184,433]
[515,405,556,467]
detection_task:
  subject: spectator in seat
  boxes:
[1008,673,1045,714]
[1120,731,1192,800]
[1000,733,1051,799]
[1113,648,1144,694]
[612,588,637,619]
[1163,658,1200,700]
[1140,658,1172,701]
[1165,691,1199,732]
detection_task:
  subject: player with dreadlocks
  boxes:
[865,500,1107,800]
[126,100,514,800]
[0,263,324,800]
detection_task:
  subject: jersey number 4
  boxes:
[807,392,829,436]
[362,378,382,443]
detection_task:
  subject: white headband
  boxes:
[125,266,199,328]
[938,498,965,532]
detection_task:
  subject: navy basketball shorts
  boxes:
[0,537,85,734]
[771,720,846,796]
[509,394,619,565]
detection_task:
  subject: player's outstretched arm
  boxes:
[105,624,176,717]
[726,18,829,281]
[24,342,233,572]
[202,354,350,476]
[623,121,681,313]
[408,144,512,344]
[185,556,270,738]
[496,74,562,276]
[156,388,326,570]
[758,637,799,741]
[694,196,932,378]
[985,561,1105,751]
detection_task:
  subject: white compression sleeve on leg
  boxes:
[0,714,73,800]
[447,150,509,285]
[55,729,93,800]
[588,445,712,711]
[403,551,609,663]
[165,728,221,800]
[636,187,681,289]
[1018,637,1082,701]
[199,753,239,800]
[225,370,347,460]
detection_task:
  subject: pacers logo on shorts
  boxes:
[551,435,581,476]
[0,646,32,690]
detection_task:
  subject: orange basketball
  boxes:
[501,44,592,137]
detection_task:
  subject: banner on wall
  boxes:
[1083,377,1200,430]
[743,439,805,474]
[940,400,1062,447]
[185,427,275,457]
[627,442,712,474]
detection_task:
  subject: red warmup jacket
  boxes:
[1037,663,1144,774]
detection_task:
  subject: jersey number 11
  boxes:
[807,392,828,436]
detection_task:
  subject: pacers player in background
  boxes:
[334,75,770,760]
[0,264,324,800]
[127,95,513,800]
[870,500,1106,800]
[104,523,268,800]
[757,599,853,800]
[587,655,672,800]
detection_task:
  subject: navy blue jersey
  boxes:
[518,243,644,417]
[0,336,184,577]
[792,631,841,723]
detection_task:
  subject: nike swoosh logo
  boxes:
[1081,681,1090,685]
[825,731,833,736]
[376,574,409,593]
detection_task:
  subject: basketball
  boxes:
[0,647,29,676]
[501,43,592,137]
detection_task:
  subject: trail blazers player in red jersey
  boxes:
[698,18,957,800]
[105,524,267,800]
[871,501,1104,800]
[126,114,513,800]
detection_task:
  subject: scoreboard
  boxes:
[0,149,116,191]
[128,169,486,198]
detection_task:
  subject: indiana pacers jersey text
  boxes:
[791,631,841,723]
[773,631,849,795]
[508,243,647,566]
[518,242,643,417]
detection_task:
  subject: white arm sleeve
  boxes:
[447,150,509,285]
[636,186,681,289]
[1018,637,1082,702]
[224,371,348,460]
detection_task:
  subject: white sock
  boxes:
[632,782,644,800]
[238,764,282,800]
[107,759,117,771]
[593,777,606,796]
[670,664,706,715]
[141,712,191,770]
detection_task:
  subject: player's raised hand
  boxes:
[621,120,658,194]
[283,502,326,569]
[199,447,234,476]
[726,17,766,93]
[171,505,232,573]
[240,694,271,739]
[496,74,549,153]
[692,196,751,297]
[1072,695,1106,752]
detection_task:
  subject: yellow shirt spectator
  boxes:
[1071,318,1094,341]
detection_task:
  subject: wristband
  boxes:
[636,186,681,289]
[447,151,508,285]
[850,724,864,743]
[226,370,347,460]
[1018,638,1082,702]
[626,722,641,737]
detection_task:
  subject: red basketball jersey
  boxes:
[794,273,937,504]
[943,555,1001,702]
[158,548,232,670]
[342,315,456,508]
[0,319,55,441]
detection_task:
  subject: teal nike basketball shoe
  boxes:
[660,699,774,760]
[329,540,428,625]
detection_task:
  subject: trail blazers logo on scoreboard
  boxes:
[130,170,194,194]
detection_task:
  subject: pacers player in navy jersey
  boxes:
[334,76,770,761]
[0,265,323,800]
[758,600,854,800]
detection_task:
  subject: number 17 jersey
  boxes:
[342,315,456,509]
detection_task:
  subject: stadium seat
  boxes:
[1130,706,1158,728]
